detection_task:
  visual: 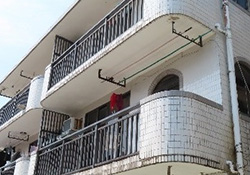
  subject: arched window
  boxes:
[152,74,180,94]
[235,61,250,115]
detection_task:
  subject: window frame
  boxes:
[232,0,249,10]
[148,69,183,95]
[85,92,131,127]
[235,61,250,116]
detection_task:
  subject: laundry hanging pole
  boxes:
[123,29,212,82]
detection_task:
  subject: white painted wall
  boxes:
[15,133,38,156]
[129,38,223,106]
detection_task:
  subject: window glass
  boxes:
[235,62,250,115]
[98,104,110,121]
[85,108,98,126]
[85,92,130,127]
[29,140,38,153]
[233,0,248,10]
[152,74,179,94]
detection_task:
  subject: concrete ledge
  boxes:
[16,156,30,163]
[140,90,223,110]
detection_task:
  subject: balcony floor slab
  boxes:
[0,108,43,149]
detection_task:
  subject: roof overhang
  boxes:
[0,0,122,97]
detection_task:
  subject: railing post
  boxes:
[0,110,3,126]
[59,141,65,175]
[12,98,17,117]
[48,64,53,90]
[73,44,78,70]
[92,125,98,168]
[103,17,108,47]
[78,135,83,169]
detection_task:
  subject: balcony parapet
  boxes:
[139,90,233,170]
[36,91,235,174]
[36,105,140,175]
[0,86,30,127]
[0,75,44,129]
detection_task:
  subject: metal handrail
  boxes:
[52,0,135,66]
[49,0,144,89]
[0,85,30,126]
[39,103,140,152]
[36,104,140,175]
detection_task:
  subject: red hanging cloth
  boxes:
[110,93,117,111]
[110,93,123,112]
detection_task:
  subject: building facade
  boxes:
[0,0,250,175]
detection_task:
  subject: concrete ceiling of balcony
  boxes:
[0,0,122,98]
[117,162,222,175]
[42,15,215,115]
[0,108,43,150]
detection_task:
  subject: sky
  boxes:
[0,0,76,107]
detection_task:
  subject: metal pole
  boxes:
[222,1,244,174]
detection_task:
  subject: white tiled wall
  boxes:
[140,91,234,171]
[40,0,250,174]
[227,2,250,174]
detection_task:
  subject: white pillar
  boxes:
[28,152,37,175]
[41,64,51,101]
[14,157,30,175]
[26,75,44,111]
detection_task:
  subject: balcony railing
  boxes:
[38,110,70,148]
[35,105,140,175]
[49,0,144,89]
[0,86,30,127]
[0,161,15,175]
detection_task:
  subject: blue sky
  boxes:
[0,0,76,107]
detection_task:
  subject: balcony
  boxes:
[0,76,44,149]
[41,0,216,114]
[36,91,234,175]
[36,104,139,175]
[0,86,29,127]
[48,0,144,89]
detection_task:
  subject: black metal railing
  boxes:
[49,0,144,89]
[35,105,140,175]
[38,110,70,148]
[0,161,15,175]
[52,35,73,63]
[0,86,30,127]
